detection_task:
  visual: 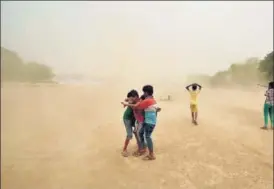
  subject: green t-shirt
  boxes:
[123,107,135,121]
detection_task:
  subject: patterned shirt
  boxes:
[265,88,274,105]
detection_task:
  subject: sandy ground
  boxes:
[1,83,273,189]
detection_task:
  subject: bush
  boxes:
[1,47,55,83]
[259,51,273,81]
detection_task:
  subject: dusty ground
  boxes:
[1,83,273,189]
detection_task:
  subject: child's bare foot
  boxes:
[194,120,198,125]
[121,150,129,157]
[143,154,156,161]
[260,126,268,130]
[132,149,146,157]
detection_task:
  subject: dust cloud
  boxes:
[1,83,273,189]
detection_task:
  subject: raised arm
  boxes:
[196,83,202,89]
[185,84,192,91]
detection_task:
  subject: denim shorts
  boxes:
[123,119,135,139]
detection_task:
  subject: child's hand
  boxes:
[121,102,126,108]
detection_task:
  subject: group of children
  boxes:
[120,81,273,161]
[121,83,201,160]
[121,85,160,160]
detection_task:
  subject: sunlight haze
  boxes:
[1,1,273,80]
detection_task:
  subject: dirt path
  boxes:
[1,85,273,189]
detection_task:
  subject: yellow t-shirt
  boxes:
[189,90,200,105]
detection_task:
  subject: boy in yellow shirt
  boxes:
[186,83,202,125]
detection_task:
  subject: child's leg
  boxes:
[194,112,198,123]
[269,105,274,128]
[133,131,139,148]
[122,119,133,156]
[190,105,195,122]
[194,105,198,124]
[139,122,147,150]
[138,124,145,147]
[190,104,198,124]
[134,121,141,150]
[132,125,147,157]
[133,122,146,156]
[263,103,269,128]
[143,123,156,160]
[194,105,198,120]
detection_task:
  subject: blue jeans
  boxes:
[139,123,155,151]
[123,119,135,139]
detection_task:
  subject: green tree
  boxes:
[228,58,261,85]
[1,47,55,83]
[23,62,55,82]
[259,51,273,81]
[210,70,230,86]
[1,47,24,81]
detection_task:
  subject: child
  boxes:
[121,90,137,157]
[122,85,159,160]
[261,81,274,130]
[186,83,202,125]
[131,94,147,156]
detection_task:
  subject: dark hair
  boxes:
[127,89,139,98]
[140,94,146,100]
[192,85,197,91]
[142,85,153,96]
[269,81,274,89]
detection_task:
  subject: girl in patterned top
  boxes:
[261,81,274,130]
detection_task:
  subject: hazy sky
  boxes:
[1,1,273,78]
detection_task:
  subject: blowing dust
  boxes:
[1,2,273,189]
[1,81,273,189]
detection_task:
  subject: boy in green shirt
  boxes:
[121,90,137,157]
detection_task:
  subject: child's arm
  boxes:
[121,101,141,108]
[156,107,162,112]
[123,99,151,110]
[265,90,269,97]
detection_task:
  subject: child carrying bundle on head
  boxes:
[186,83,202,125]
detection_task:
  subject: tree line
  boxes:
[1,46,272,85]
[187,51,273,87]
[1,47,55,83]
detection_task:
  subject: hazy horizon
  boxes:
[1,1,273,79]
